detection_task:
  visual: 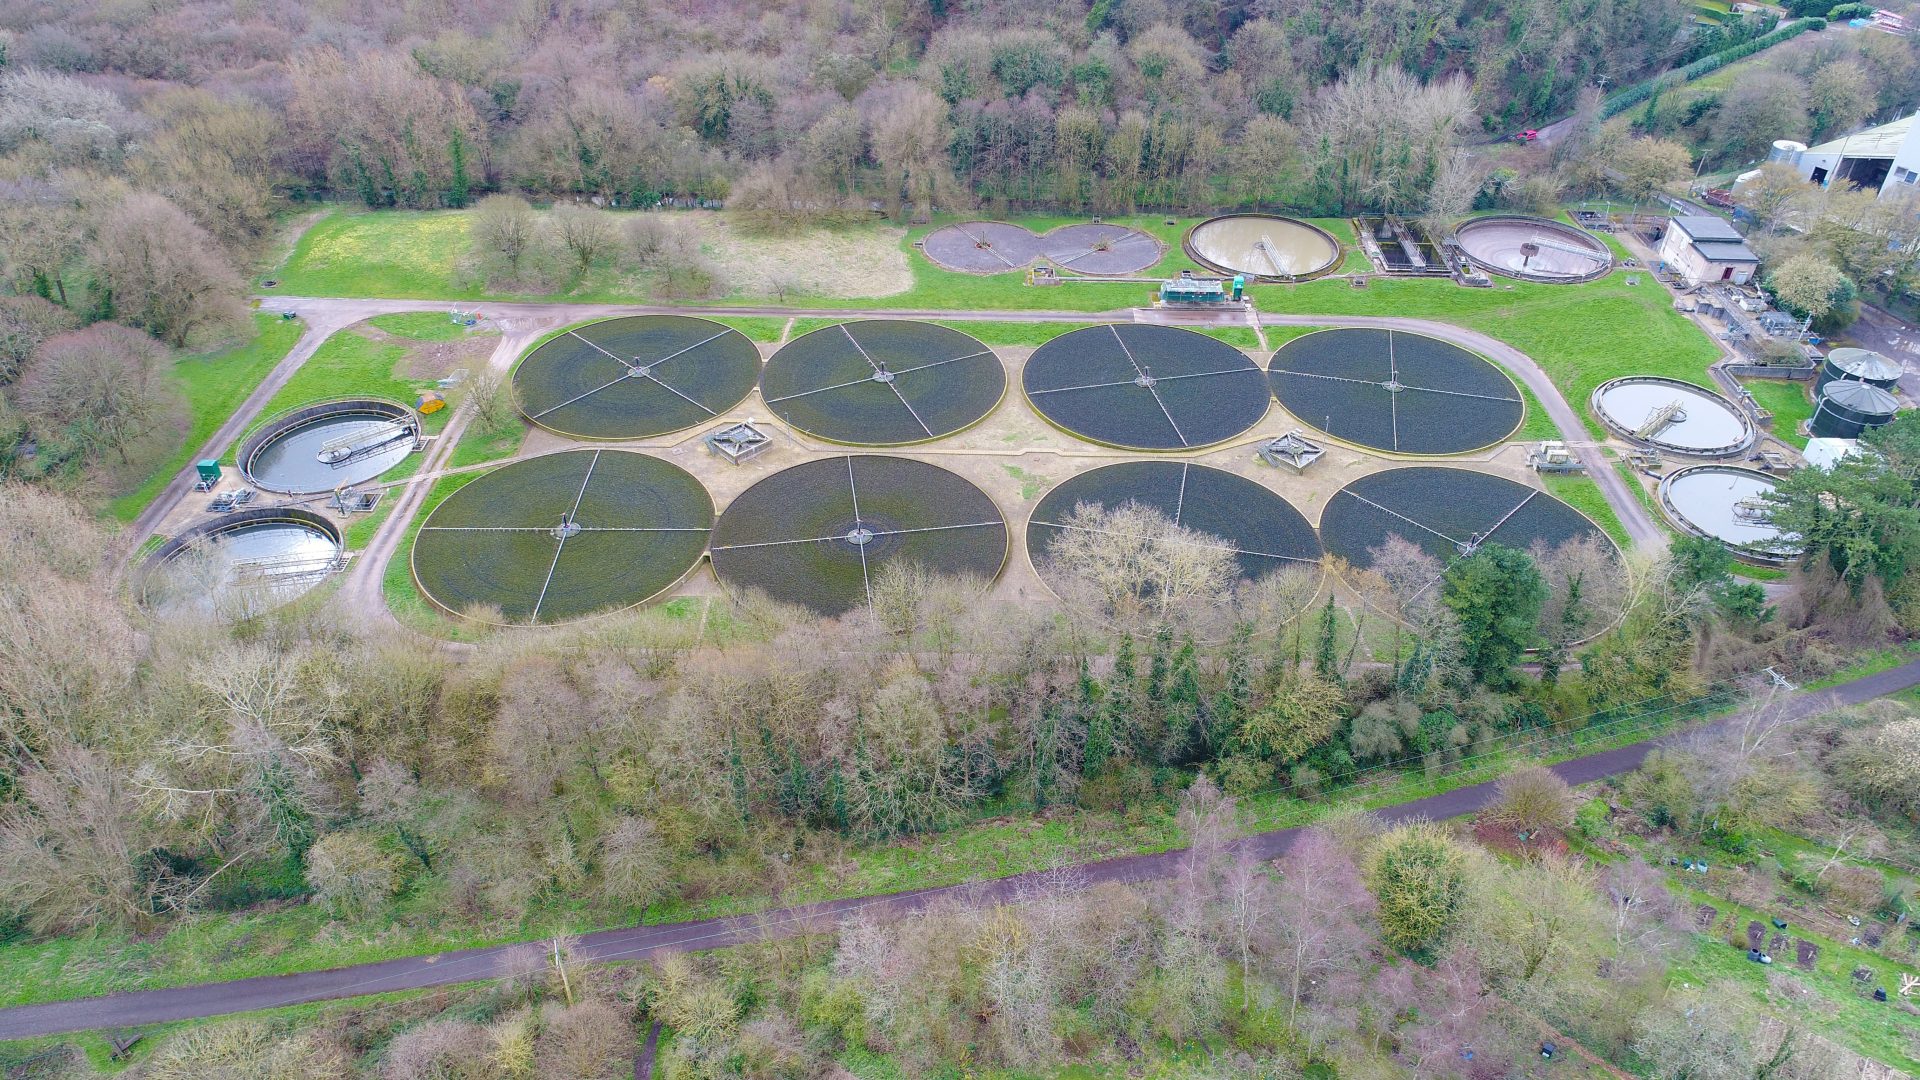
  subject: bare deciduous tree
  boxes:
[550,203,615,275]
[89,193,245,347]
[1043,501,1238,633]
[15,322,182,465]
[471,194,538,279]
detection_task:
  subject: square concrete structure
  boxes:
[1659,216,1758,286]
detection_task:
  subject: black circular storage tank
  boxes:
[1816,348,1903,393]
[1810,379,1899,440]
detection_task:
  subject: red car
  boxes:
[1515,129,1540,142]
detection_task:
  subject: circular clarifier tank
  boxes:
[1659,465,1797,563]
[410,449,714,624]
[708,455,1008,616]
[1454,216,1612,282]
[140,508,344,619]
[1592,377,1756,457]
[239,398,417,494]
[1184,215,1341,280]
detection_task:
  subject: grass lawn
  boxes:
[705,316,790,342]
[270,211,478,299]
[233,328,450,450]
[1544,473,1632,550]
[367,310,473,341]
[107,313,305,523]
[1742,378,1814,449]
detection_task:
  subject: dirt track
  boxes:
[2,660,1913,1040]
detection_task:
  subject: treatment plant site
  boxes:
[128,211,1836,631]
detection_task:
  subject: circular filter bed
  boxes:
[240,398,416,494]
[142,508,342,620]
[921,221,1161,275]
[761,320,1003,445]
[1454,216,1611,282]
[1185,215,1340,280]
[1321,467,1607,570]
[411,449,712,624]
[709,455,1008,616]
[1027,461,1322,595]
[1660,465,1796,563]
[1592,377,1755,457]
[1023,324,1268,450]
[514,316,760,439]
[1267,329,1524,455]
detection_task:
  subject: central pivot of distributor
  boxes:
[844,527,875,546]
[1134,374,1157,388]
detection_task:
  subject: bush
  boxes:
[304,830,399,917]
[1487,766,1579,836]
[1366,822,1471,952]
[1821,864,1886,912]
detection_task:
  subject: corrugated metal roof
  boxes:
[1805,112,1916,159]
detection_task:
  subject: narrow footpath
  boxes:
[4,658,1915,1040]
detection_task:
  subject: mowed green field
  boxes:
[1742,377,1815,448]
[269,209,1721,441]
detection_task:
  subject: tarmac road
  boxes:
[3,658,1914,1039]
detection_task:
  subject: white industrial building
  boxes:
[1789,112,1920,195]
[1658,215,1759,285]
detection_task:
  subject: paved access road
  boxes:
[4,658,1916,1040]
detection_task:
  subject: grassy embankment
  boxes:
[1742,378,1814,449]
[108,313,306,524]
